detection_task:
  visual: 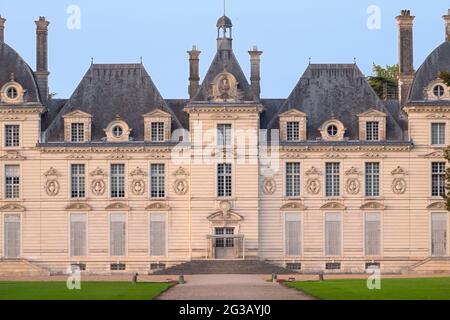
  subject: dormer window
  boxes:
[151,122,165,142]
[326,124,338,137]
[319,119,346,141]
[6,86,18,100]
[143,109,172,143]
[1,74,24,104]
[426,80,449,100]
[112,125,124,138]
[358,109,386,141]
[433,84,445,98]
[286,122,300,141]
[71,123,85,143]
[63,110,92,143]
[366,121,379,141]
[105,118,131,142]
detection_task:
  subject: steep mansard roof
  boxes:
[44,63,183,142]
[267,64,404,140]
[0,42,41,104]
[409,41,450,103]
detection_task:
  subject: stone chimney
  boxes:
[35,16,50,104]
[249,46,263,100]
[187,45,201,100]
[396,10,415,106]
[443,9,450,41]
[0,15,5,44]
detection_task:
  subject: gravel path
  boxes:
[157,274,314,300]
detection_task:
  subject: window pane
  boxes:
[432,162,446,197]
[71,123,85,143]
[110,213,126,256]
[217,163,232,197]
[325,213,341,256]
[365,162,380,197]
[286,122,300,141]
[366,122,379,141]
[285,213,301,256]
[150,164,165,198]
[5,125,20,147]
[150,214,166,256]
[151,122,165,142]
[325,163,340,197]
[5,165,20,199]
[70,214,87,257]
[111,164,125,198]
[217,124,232,146]
[71,164,86,198]
[286,163,301,197]
[431,123,446,145]
[365,213,381,256]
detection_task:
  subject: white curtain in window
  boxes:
[110,213,126,256]
[4,214,20,258]
[285,213,301,256]
[431,213,447,257]
[70,214,87,257]
[325,213,341,256]
[150,214,166,256]
[365,213,381,256]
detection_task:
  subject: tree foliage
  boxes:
[439,71,450,86]
[367,64,399,99]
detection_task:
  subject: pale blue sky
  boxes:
[0,0,448,98]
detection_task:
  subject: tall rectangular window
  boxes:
[325,163,340,197]
[285,213,301,256]
[217,163,232,197]
[151,122,165,142]
[432,162,446,197]
[111,164,125,198]
[110,213,126,256]
[365,162,380,197]
[71,123,85,143]
[217,124,232,147]
[366,122,379,141]
[325,213,341,256]
[5,165,20,199]
[365,213,381,256]
[150,213,166,256]
[70,213,87,257]
[5,125,20,147]
[150,164,165,198]
[431,123,446,145]
[286,163,301,197]
[71,164,86,198]
[286,122,300,141]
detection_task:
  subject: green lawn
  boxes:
[0,282,173,300]
[286,277,450,300]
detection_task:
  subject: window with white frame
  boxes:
[5,165,20,199]
[217,163,232,197]
[150,213,166,256]
[217,124,232,147]
[286,122,300,141]
[70,213,87,257]
[365,162,380,197]
[366,122,379,141]
[325,163,340,197]
[71,164,86,198]
[325,213,342,256]
[71,123,85,143]
[431,123,446,145]
[151,122,165,142]
[432,162,446,197]
[365,213,381,256]
[5,125,19,147]
[110,213,126,256]
[285,213,302,256]
[286,162,301,197]
[150,164,165,198]
[110,164,125,198]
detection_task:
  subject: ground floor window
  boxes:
[285,213,302,256]
[70,213,87,257]
[4,214,20,258]
[150,213,166,256]
[365,213,381,256]
[325,213,341,256]
[110,213,126,256]
[431,213,448,257]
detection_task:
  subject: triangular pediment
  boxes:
[62,109,92,118]
[280,109,307,118]
[358,108,386,117]
[142,108,171,118]
[207,210,243,222]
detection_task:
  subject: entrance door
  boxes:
[4,214,20,258]
[215,227,235,259]
[431,213,447,257]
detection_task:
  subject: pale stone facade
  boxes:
[0,10,450,274]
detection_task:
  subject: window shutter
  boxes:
[4,214,20,258]
[110,213,126,256]
[285,213,301,256]
[150,214,166,256]
[365,213,381,256]
[70,214,87,257]
[325,213,341,256]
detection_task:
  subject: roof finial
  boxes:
[309,57,311,65]
[91,57,94,65]
[140,56,143,64]
[224,0,226,16]
[10,73,14,82]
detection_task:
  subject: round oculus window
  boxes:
[6,86,19,100]
[327,124,338,137]
[112,125,124,138]
[433,85,445,98]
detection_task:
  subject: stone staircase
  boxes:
[0,259,49,276]
[408,257,450,274]
[153,260,297,275]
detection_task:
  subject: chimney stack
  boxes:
[35,16,50,104]
[188,45,201,100]
[443,9,450,41]
[249,46,263,100]
[0,15,5,44]
[396,10,415,106]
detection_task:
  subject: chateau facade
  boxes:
[1,10,450,274]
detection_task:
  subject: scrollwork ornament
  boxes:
[45,179,60,196]
[91,179,106,196]
[392,178,407,195]
[174,179,189,195]
[131,179,146,196]
[345,178,361,195]
[263,178,276,195]
[306,178,321,195]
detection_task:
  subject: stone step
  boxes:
[154,260,297,275]
[409,258,450,274]
[0,259,49,276]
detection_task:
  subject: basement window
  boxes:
[365,262,380,270]
[150,263,166,271]
[71,263,86,272]
[325,262,341,270]
[286,263,302,271]
[110,263,126,271]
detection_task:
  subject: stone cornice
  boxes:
[184,104,264,114]
[404,106,450,113]
[37,146,173,154]
[0,105,45,114]
[280,144,412,153]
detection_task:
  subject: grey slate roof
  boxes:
[44,64,183,142]
[410,41,450,102]
[0,42,41,104]
[266,64,404,140]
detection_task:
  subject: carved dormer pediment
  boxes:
[142,108,171,118]
[279,109,307,118]
[62,110,93,119]
[357,108,386,118]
